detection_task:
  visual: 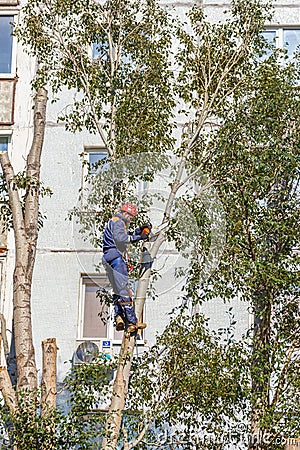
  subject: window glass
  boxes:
[83,284,108,338]
[261,30,276,58]
[87,150,107,174]
[262,30,276,45]
[0,137,8,152]
[283,29,300,58]
[0,16,13,73]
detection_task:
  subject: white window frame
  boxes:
[83,146,108,176]
[81,146,108,189]
[80,147,108,204]
[0,11,18,78]
[264,26,300,57]
[81,146,148,196]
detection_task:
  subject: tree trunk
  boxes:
[41,338,57,450]
[249,288,272,450]
[101,131,197,448]
[102,236,165,450]
[13,262,37,390]
[41,338,57,411]
[0,87,48,393]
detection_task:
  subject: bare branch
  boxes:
[128,418,153,449]
[41,338,57,413]
[140,439,192,448]
[0,366,16,414]
[25,87,48,278]
[0,153,25,247]
[0,314,9,358]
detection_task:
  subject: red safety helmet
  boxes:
[120,202,137,217]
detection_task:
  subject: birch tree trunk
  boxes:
[41,338,57,411]
[41,338,57,450]
[249,289,272,450]
[0,87,48,392]
[101,233,167,449]
[101,124,202,448]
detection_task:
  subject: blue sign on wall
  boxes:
[102,340,111,349]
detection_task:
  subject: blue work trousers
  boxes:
[102,255,137,325]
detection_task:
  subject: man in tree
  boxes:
[102,203,149,332]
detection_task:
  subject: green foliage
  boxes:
[197,59,300,301]
[57,356,114,449]
[0,316,250,449]
[13,0,300,447]
[175,0,273,151]
[125,313,250,449]
[17,0,176,245]
[185,35,300,447]
[16,0,175,161]
[0,389,61,449]
[0,356,114,449]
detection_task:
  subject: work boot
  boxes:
[115,316,125,331]
[127,322,147,333]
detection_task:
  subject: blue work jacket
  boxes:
[102,213,130,262]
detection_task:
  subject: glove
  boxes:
[130,230,150,243]
[141,223,152,241]
[134,223,152,236]
[140,231,149,241]
[141,223,152,232]
[130,234,143,243]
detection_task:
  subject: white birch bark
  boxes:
[0,87,48,392]
[41,338,57,411]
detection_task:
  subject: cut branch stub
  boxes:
[41,337,57,413]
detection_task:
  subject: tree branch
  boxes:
[0,366,16,414]
[271,338,299,408]
[0,153,25,248]
[140,439,192,448]
[0,314,9,358]
[52,16,110,153]
[25,87,48,278]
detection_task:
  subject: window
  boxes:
[0,137,8,153]
[283,29,300,58]
[88,149,107,174]
[78,275,124,342]
[83,147,108,175]
[0,132,11,153]
[262,28,300,60]
[261,30,276,58]
[78,275,145,343]
[0,133,10,252]
[80,148,108,203]
[0,14,16,76]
